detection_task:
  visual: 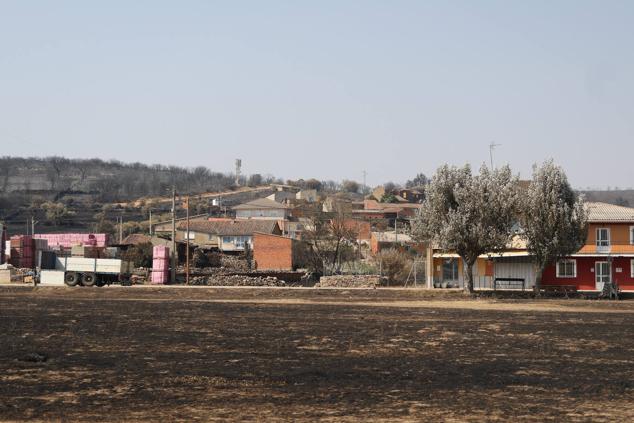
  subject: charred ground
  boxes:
[1,287,634,422]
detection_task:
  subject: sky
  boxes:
[1,1,633,189]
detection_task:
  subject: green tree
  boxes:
[520,160,587,293]
[412,164,520,294]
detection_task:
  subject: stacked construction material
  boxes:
[33,233,109,249]
[9,235,34,268]
[151,245,170,284]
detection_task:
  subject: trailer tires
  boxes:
[64,272,79,287]
[82,273,96,287]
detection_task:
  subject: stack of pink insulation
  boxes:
[151,245,170,284]
[33,233,109,248]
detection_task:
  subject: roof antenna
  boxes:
[489,142,501,169]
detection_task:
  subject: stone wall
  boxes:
[317,275,387,288]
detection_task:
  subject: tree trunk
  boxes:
[464,261,475,294]
[533,264,544,296]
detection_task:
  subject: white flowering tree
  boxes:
[412,164,520,294]
[521,160,587,293]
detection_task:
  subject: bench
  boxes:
[494,278,526,291]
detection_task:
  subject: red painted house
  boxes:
[542,202,634,291]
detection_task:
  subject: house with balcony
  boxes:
[541,202,634,291]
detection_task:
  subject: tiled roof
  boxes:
[233,198,290,210]
[586,202,634,222]
[177,219,279,236]
[120,234,151,245]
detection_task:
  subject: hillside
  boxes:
[0,156,280,236]
[0,156,272,201]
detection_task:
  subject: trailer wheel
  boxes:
[82,273,96,287]
[64,272,79,287]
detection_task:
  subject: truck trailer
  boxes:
[55,256,132,287]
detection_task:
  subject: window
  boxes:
[556,259,577,278]
[236,236,247,248]
[631,259,634,278]
[442,259,459,281]
[222,236,233,244]
[630,226,634,245]
[595,261,611,284]
[186,231,195,240]
[596,228,610,247]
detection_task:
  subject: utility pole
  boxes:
[171,186,176,284]
[148,209,152,236]
[31,217,37,238]
[489,142,501,169]
[185,196,190,285]
[394,211,398,243]
[118,215,123,243]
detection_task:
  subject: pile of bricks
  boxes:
[9,236,34,269]
[316,275,387,288]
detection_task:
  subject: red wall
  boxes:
[253,233,293,271]
[542,257,634,290]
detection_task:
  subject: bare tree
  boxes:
[520,160,587,293]
[341,180,359,193]
[301,204,359,274]
[412,164,520,294]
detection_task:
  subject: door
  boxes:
[442,259,460,286]
[595,261,611,291]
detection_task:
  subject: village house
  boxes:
[541,202,634,291]
[431,235,531,289]
[233,198,292,220]
[152,214,209,236]
[176,219,281,252]
[370,231,424,255]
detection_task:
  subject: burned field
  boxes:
[1,288,634,422]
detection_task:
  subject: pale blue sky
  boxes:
[1,1,633,188]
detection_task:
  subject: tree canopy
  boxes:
[412,164,520,293]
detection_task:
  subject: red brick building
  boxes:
[252,232,307,271]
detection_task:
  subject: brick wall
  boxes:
[253,233,293,270]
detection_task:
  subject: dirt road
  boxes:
[1,287,633,421]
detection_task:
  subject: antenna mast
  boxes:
[489,142,501,169]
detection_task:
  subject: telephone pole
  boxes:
[171,186,176,284]
[489,142,501,169]
[185,196,190,285]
